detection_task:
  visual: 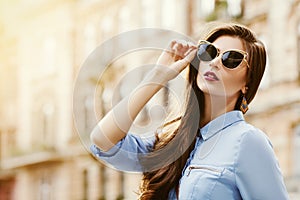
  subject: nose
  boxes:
[209,55,222,70]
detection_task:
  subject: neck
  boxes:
[200,93,238,127]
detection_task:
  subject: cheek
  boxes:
[196,70,208,89]
[196,71,247,96]
[222,71,247,93]
[196,62,247,96]
[196,72,225,94]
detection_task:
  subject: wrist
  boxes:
[142,69,168,87]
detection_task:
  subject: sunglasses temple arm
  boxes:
[190,55,199,69]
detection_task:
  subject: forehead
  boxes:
[212,36,245,51]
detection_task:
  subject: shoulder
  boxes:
[234,121,277,166]
[222,120,272,149]
[239,122,272,149]
[224,121,276,165]
[227,120,272,147]
[232,123,289,199]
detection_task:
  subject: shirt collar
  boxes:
[199,110,244,141]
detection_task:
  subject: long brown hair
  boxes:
[139,22,266,200]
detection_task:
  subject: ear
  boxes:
[241,86,248,94]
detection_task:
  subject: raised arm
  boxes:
[90,40,197,151]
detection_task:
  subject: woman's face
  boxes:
[197,36,248,99]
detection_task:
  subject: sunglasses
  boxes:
[197,40,249,69]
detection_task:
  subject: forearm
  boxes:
[90,41,196,152]
[90,70,165,151]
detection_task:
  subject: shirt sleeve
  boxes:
[90,133,156,172]
[235,129,289,200]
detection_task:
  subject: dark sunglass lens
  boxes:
[222,51,244,69]
[197,44,217,61]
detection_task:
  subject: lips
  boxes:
[204,71,219,81]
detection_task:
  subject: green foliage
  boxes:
[204,0,243,22]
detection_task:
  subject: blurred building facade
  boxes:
[0,0,299,199]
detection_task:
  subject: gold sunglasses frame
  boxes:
[197,40,250,69]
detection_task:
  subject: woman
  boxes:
[90,22,289,199]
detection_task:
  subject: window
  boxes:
[84,95,94,137]
[84,23,96,56]
[294,124,300,177]
[117,172,125,200]
[141,0,157,27]
[161,0,176,28]
[39,174,51,200]
[0,176,16,200]
[101,16,113,40]
[43,37,56,75]
[99,164,106,199]
[297,21,300,81]
[118,6,130,32]
[42,103,55,149]
[83,169,88,200]
[196,0,215,18]
[227,0,243,18]
[33,101,55,150]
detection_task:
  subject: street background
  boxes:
[0,0,300,199]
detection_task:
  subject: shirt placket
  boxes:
[180,133,203,177]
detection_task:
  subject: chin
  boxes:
[198,84,225,96]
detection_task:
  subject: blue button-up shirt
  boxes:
[90,111,289,199]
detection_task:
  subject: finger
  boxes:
[161,42,176,57]
[184,46,197,57]
[187,41,197,48]
[171,39,195,48]
[184,48,197,63]
[169,40,178,50]
[173,42,190,60]
[176,40,196,55]
[169,40,195,61]
[172,43,183,61]
[160,40,176,57]
[177,39,188,47]
[173,49,197,72]
[172,42,182,52]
